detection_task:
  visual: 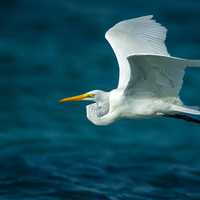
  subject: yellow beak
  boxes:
[59,93,95,103]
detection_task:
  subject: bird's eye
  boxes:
[88,93,95,98]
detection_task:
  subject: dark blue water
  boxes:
[1,0,200,199]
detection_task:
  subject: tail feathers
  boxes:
[164,114,200,124]
[166,105,200,124]
[186,59,200,67]
[171,105,200,115]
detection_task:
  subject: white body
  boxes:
[107,90,180,119]
[85,15,200,125]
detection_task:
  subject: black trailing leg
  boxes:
[164,114,200,124]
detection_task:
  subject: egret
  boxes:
[59,15,200,125]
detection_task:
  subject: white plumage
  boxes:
[105,15,169,89]
[60,15,200,125]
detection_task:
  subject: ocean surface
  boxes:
[1,0,200,199]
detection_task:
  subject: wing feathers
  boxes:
[126,55,187,97]
[105,15,169,89]
[105,15,200,99]
[126,55,200,97]
[106,15,169,56]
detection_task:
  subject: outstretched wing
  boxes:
[126,55,198,98]
[105,15,169,90]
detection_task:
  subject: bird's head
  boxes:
[59,90,112,125]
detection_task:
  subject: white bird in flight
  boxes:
[59,15,200,125]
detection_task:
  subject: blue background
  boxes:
[1,0,200,199]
